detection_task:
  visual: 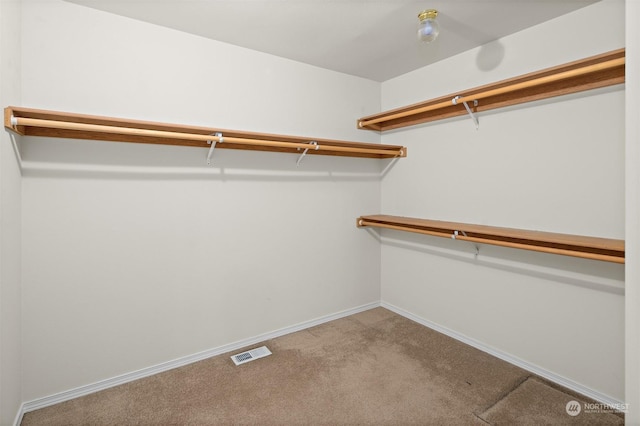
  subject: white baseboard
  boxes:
[19,301,381,420]
[18,299,622,423]
[13,404,25,426]
[381,301,624,408]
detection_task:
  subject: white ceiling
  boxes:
[67,0,599,82]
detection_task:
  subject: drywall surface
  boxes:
[0,0,22,424]
[20,0,382,401]
[380,0,625,402]
[625,0,640,421]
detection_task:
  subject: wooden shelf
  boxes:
[357,215,625,264]
[4,107,407,159]
[358,48,625,132]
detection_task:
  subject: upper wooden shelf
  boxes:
[358,48,625,132]
[4,107,407,160]
[357,214,625,264]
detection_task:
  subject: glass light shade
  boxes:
[417,10,439,43]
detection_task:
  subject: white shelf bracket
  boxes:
[461,230,480,257]
[206,132,223,165]
[452,230,480,257]
[452,96,479,130]
[296,141,318,167]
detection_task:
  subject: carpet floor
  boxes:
[21,307,624,425]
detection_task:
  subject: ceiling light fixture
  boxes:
[417,9,439,43]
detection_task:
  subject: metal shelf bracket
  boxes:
[452,96,479,130]
[452,230,480,257]
[206,132,223,165]
[296,140,318,167]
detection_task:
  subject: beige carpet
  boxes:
[21,308,624,425]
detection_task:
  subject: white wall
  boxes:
[15,0,637,414]
[0,0,22,424]
[625,0,640,421]
[20,0,382,401]
[380,0,625,401]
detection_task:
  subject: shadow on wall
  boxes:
[476,40,506,71]
[439,13,506,72]
[15,135,395,182]
[381,84,622,137]
[373,229,625,296]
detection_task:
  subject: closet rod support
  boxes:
[206,132,222,165]
[452,96,479,130]
[452,230,480,257]
[296,140,318,167]
[460,230,480,256]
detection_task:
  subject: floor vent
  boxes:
[231,346,272,366]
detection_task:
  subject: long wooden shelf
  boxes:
[4,107,407,159]
[357,215,625,264]
[357,48,625,132]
